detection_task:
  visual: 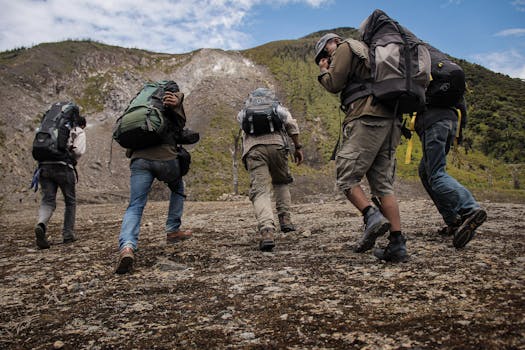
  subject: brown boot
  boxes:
[278,213,296,232]
[259,228,275,252]
[167,229,192,243]
[115,247,134,274]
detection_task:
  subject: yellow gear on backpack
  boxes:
[404,113,417,164]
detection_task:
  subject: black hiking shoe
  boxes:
[354,206,390,253]
[259,228,276,252]
[278,213,296,233]
[453,208,487,249]
[438,225,458,236]
[63,236,77,244]
[374,234,408,262]
[35,223,50,249]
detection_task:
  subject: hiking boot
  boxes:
[166,229,192,243]
[453,208,487,249]
[63,236,77,244]
[438,225,458,236]
[35,223,50,249]
[259,228,276,252]
[374,234,408,262]
[115,247,134,274]
[354,206,390,253]
[278,213,296,233]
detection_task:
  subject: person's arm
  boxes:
[317,42,353,93]
[278,106,303,165]
[290,134,304,165]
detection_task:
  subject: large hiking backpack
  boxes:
[425,45,466,107]
[341,9,431,114]
[113,80,183,149]
[241,88,284,136]
[32,101,79,163]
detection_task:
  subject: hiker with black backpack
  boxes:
[113,81,198,274]
[237,87,304,251]
[314,10,433,262]
[415,45,487,249]
[31,102,87,249]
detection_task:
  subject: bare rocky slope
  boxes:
[0,198,523,349]
[0,42,283,208]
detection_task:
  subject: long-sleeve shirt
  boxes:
[317,41,394,125]
[237,104,300,158]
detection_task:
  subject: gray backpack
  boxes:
[341,9,431,115]
[241,88,284,136]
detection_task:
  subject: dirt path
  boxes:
[1,199,524,349]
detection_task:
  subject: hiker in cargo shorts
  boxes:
[315,33,408,262]
[237,88,304,252]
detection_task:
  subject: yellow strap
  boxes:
[404,113,417,164]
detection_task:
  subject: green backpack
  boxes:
[113,80,181,150]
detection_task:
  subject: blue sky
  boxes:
[1,0,524,79]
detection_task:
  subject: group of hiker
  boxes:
[30,9,486,274]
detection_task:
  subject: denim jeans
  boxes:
[418,119,479,226]
[37,164,77,240]
[118,158,184,251]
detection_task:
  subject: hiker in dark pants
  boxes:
[416,101,487,248]
[35,115,86,248]
[315,33,408,262]
[115,88,192,274]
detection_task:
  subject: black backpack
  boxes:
[32,102,79,164]
[341,9,431,114]
[425,45,466,107]
[241,88,284,136]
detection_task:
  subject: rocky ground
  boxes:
[0,196,524,349]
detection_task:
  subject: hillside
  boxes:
[0,32,524,210]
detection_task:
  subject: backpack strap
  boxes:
[339,40,373,111]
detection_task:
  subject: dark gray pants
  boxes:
[38,164,77,240]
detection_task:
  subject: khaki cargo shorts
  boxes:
[336,115,401,196]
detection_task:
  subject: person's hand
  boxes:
[319,57,330,71]
[163,91,180,109]
[293,148,304,165]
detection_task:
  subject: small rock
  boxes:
[240,332,255,340]
[53,340,64,349]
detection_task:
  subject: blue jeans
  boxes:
[118,158,184,251]
[418,119,479,226]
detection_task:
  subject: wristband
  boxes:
[295,144,303,150]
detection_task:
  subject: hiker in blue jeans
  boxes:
[416,104,487,249]
[115,88,192,274]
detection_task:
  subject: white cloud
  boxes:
[512,0,525,12]
[472,50,525,79]
[0,0,330,53]
[495,28,525,36]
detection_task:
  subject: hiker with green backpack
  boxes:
[415,44,487,248]
[113,80,198,274]
[237,87,304,251]
[315,10,433,262]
